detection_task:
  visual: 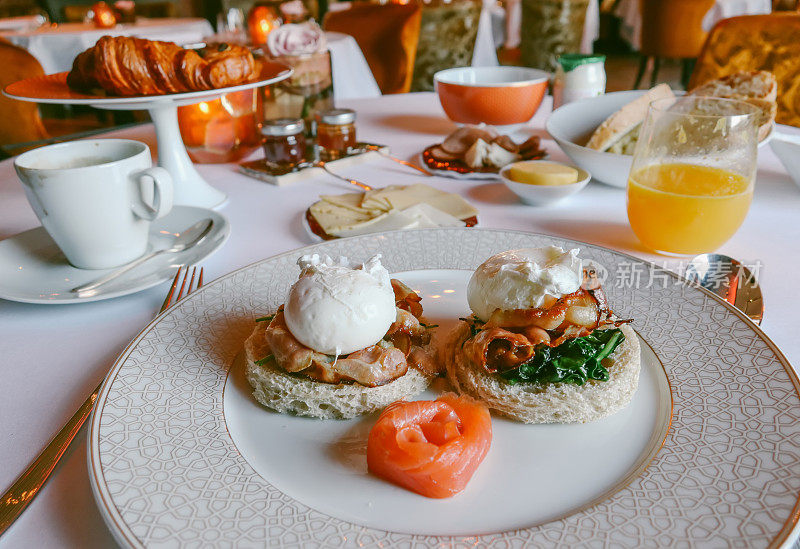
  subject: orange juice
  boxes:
[627,163,753,254]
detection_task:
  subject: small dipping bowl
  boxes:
[500,160,590,206]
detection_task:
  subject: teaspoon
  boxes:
[72,218,214,295]
[685,253,764,325]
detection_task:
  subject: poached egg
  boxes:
[467,246,582,321]
[283,254,396,355]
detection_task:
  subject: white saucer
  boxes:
[0,206,229,304]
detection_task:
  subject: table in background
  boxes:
[0,93,799,547]
[614,0,772,51]
[326,31,381,100]
[0,17,214,74]
[489,0,600,53]
[0,15,47,33]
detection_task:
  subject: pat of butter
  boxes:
[508,161,579,186]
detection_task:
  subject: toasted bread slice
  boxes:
[586,84,675,152]
[244,321,432,419]
[443,323,641,424]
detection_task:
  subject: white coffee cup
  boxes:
[15,139,173,270]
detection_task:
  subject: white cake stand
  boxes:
[5,65,292,209]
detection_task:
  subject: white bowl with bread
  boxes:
[546,71,778,188]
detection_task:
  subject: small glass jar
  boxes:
[553,54,606,109]
[260,118,306,168]
[316,108,356,160]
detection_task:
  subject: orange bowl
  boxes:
[434,67,549,126]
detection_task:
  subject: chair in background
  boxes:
[62,4,91,22]
[633,0,715,89]
[772,0,799,10]
[0,38,108,155]
[521,0,589,72]
[0,38,49,150]
[0,0,45,18]
[411,0,481,91]
[323,2,421,94]
[135,2,178,18]
[690,13,800,128]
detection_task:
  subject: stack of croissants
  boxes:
[67,36,259,96]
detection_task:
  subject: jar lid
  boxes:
[316,108,356,125]
[260,118,304,136]
[557,53,606,72]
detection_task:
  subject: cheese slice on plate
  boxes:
[332,203,465,237]
[419,193,478,219]
[319,192,385,215]
[308,201,378,234]
[361,183,447,211]
[309,183,478,237]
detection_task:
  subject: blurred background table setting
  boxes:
[0,0,800,546]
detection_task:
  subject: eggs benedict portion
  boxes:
[244,254,436,419]
[445,247,641,424]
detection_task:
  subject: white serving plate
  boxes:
[88,228,800,547]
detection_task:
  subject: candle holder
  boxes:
[261,49,333,136]
[177,89,262,164]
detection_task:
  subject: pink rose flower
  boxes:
[267,22,327,56]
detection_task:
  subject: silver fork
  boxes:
[0,266,205,535]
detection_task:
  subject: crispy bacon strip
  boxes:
[485,289,602,331]
[391,279,423,319]
[264,310,409,387]
[465,269,632,373]
[462,326,535,373]
[259,278,432,387]
[385,308,430,355]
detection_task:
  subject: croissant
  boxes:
[67,36,258,96]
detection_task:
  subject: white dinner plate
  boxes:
[0,206,229,304]
[88,228,800,547]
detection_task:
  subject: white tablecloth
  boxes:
[489,0,600,53]
[615,0,772,50]
[0,18,214,74]
[0,15,46,32]
[0,92,799,547]
[326,31,381,100]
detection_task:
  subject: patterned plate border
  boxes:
[87,228,800,548]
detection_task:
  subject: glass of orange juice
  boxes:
[626,96,760,255]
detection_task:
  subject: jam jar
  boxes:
[316,108,356,160]
[260,118,306,168]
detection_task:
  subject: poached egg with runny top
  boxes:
[467,246,583,322]
[283,254,397,355]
